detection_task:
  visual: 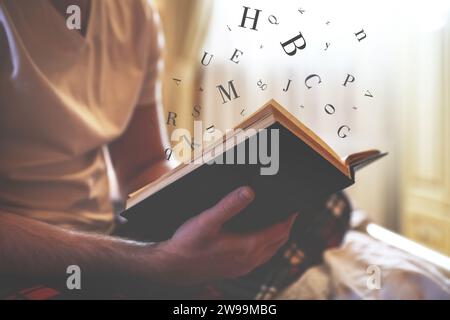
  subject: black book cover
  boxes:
[116,122,354,242]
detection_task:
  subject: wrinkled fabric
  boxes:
[0,0,162,232]
[279,231,450,300]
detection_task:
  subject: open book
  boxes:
[118,100,386,241]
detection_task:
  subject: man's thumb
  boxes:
[202,186,255,227]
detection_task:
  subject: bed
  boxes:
[278,211,450,300]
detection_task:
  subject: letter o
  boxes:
[324,104,335,115]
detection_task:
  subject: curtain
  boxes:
[153,0,213,136]
[199,0,450,229]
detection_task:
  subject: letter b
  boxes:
[280,32,306,56]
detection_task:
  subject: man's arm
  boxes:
[0,211,165,290]
[109,102,178,195]
[0,187,297,290]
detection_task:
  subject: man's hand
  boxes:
[156,186,298,285]
[0,186,297,292]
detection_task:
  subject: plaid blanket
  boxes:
[0,192,351,300]
[207,191,352,299]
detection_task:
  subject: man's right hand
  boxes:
[0,186,297,293]
[154,186,298,285]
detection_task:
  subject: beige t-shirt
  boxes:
[0,0,162,233]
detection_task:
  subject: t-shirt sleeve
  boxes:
[136,1,164,107]
[0,17,9,77]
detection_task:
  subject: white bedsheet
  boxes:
[278,231,450,300]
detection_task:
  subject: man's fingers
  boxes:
[247,212,298,248]
[237,213,298,270]
[201,186,255,228]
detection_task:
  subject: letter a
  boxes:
[66,5,81,30]
[66,265,81,290]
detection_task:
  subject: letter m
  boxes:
[216,80,240,104]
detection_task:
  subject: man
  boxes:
[0,0,296,297]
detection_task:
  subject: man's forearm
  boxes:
[0,212,170,289]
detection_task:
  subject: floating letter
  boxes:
[343,74,355,87]
[172,78,181,86]
[192,105,201,118]
[324,104,335,115]
[166,111,177,126]
[201,52,214,66]
[230,48,243,64]
[206,125,215,134]
[268,15,279,25]
[239,6,262,31]
[182,135,200,150]
[164,148,173,160]
[305,74,322,89]
[280,32,306,56]
[257,79,268,91]
[355,29,367,42]
[338,125,351,138]
[283,79,292,92]
[217,80,240,104]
